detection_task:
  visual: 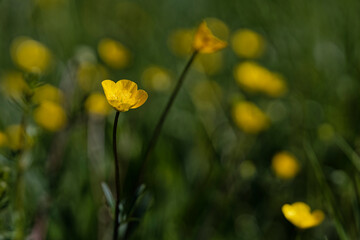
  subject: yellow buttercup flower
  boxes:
[85,93,111,116]
[231,29,265,58]
[234,61,287,97]
[193,21,227,54]
[10,37,52,73]
[101,79,148,112]
[282,202,325,229]
[98,38,131,69]
[33,101,67,131]
[1,71,30,99]
[32,84,64,104]
[232,101,269,134]
[272,151,300,179]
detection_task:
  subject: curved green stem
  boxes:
[112,111,121,240]
[138,50,198,180]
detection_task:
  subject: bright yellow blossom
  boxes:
[141,66,172,92]
[98,38,130,69]
[272,151,300,179]
[33,101,67,131]
[234,61,287,97]
[231,29,265,58]
[232,101,269,134]
[193,21,227,54]
[85,93,111,116]
[10,37,52,73]
[282,202,325,229]
[101,80,148,112]
[1,71,30,99]
[32,84,64,104]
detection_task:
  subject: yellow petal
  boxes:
[131,90,148,109]
[116,79,138,96]
[193,21,227,54]
[282,202,325,229]
[102,80,117,101]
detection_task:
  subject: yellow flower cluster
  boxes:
[98,38,131,69]
[102,80,148,112]
[32,84,67,131]
[272,151,300,179]
[10,37,52,73]
[231,29,265,58]
[234,61,287,97]
[282,202,325,229]
[232,101,269,134]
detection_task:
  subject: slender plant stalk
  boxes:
[123,51,198,239]
[112,111,121,240]
[138,50,198,180]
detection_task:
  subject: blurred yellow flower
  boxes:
[10,37,52,73]
[98,38,130,69]
[282,202,325,229]
[1,71,29,99]
[141,66,172,92]
[101,79,148,112]
[168,29,194,57]
[193,21,227,54]
[77,62,108,92]
[85,93,111,116]
[231,29,265,58]
[0,132,7,148]
[232,101,269,134]
[5,125,28,150]
[32,84,64,104]
[234,61,287,97]
[272,151,300,179]
[33,101,67,131]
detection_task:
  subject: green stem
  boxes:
[113,111,121,240]
[138,50,198,181]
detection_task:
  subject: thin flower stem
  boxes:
[113,111,121,240]
[123,51,198,239]
[138,50,198,181]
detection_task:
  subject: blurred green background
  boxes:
[0,0,360,239]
